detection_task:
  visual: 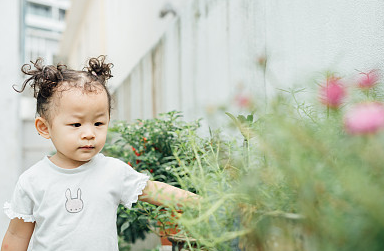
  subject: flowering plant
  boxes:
[169,70,384,251]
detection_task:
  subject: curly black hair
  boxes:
[14,55,114,120]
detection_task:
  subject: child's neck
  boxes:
[49,154,91,169]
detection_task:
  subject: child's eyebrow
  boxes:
[71,114,84,119]
[94,112,108,117]
[71,111,107,117]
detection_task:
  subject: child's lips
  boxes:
[79,145,95,150]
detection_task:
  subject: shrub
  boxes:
[104,111,203,247]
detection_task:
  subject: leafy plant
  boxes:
[104,111,203,247]
[170,70,384,251]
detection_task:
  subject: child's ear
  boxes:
[35,117,51,139]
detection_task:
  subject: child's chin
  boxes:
[73,155,95,163]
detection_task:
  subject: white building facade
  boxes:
[24,0,70,64]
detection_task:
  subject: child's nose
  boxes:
[81,126,95,139]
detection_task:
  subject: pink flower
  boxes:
[319,77,347,109]
[235,94,252,108]
[344,102,384,135]
[357,70,379,89]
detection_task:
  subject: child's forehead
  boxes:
[56,81,105,94]
[55,83,106,99]
[51,85,109,113]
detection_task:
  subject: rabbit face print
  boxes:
[65,188,84,213]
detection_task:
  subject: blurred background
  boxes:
[1,0,383,249]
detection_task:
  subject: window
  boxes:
[27,2,52,18]
[59,9,66,21]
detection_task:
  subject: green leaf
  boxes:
[120,221,130,233]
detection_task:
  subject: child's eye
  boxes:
[70,123,81,127]
[94,122,103,126]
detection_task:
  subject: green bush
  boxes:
[104,111,203,247]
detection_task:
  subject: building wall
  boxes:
[108,0,384,127]
[24,0,70,64]
[261,0,384,96]
[0,0,21,238]
[61,0,384,127]
[59,0,188,87]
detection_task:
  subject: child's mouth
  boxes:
[79,146,95,150]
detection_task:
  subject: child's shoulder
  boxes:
[17,157,47,186]
[99,154,129,168]
[99,154,144,176]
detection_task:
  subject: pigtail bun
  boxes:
[15,58,65,99]
[14,55,113,119]
[84,55,113,84]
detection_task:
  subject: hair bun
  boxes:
[17,58,64,98]
[85,55,113,83]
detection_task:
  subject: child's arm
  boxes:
[1,218,35,251]
[139,180,199,207]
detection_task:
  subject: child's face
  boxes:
[43,86,110,168]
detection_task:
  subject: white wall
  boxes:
[111,0,384,127]
[59,0,384,132]
[60,0,188,85]
[0,0,21,237]
[104,0,188,90]
[261,0,384,97]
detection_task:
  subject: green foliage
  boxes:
[105,73,384,251]
[237,91,384,251]
[103,111,203,248]
[105,111,200,186]
[171,81,384,250]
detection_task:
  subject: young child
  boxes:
[1,56,198,251]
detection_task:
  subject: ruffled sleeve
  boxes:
[4,180,35,222]
[120,163,150,209]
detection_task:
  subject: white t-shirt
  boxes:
[4,153,149,251]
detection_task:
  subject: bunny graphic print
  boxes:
[65,188,83,213]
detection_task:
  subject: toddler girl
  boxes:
[1,56,197,251]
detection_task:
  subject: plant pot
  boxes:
[157,210,183,246]
[167,235,198,250]
[159,224,180,246]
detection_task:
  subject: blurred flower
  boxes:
[149,169,154,173]
[205,104,217,115]
[357,70,379,89]
[344,102,384,135]
[235,93,253,108]
[319,77,346,109]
